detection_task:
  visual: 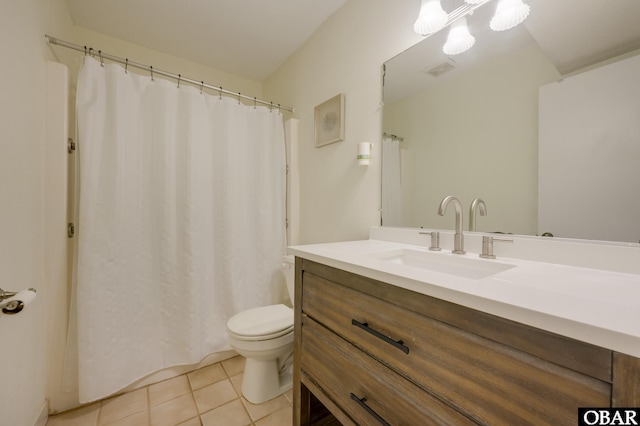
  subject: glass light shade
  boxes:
[464,0,485,4]
[442,17,475,55]
[413,0,449,36]
[490,0,530,31]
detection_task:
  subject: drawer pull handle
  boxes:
[350,393,390,426]
[351,319,409,354]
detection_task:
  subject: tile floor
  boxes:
[46,356,293,426]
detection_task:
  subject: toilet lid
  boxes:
[227,304,294,338]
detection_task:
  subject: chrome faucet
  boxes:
[469,198,487,232]
[438,195,465,254]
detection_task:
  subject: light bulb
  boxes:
[413,0,449,36]
[490,0,530,31]
[443,17,475,55]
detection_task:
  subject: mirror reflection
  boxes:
[382,0,640,243]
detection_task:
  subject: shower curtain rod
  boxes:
[383,133,404,142]
[45,35,294,113]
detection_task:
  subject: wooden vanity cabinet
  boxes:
[293,258,640,425]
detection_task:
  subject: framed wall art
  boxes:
[314,94,345,147]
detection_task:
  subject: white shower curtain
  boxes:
[72,57,286,402]
[382,137,404,226]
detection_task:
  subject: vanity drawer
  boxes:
[302,270,611,425]
[301,316,475,426]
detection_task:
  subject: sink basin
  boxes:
[367,248,516,279]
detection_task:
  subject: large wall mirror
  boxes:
[382,0,640,244]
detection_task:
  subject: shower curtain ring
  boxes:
[177,74,181,88]
[218,87,222,100]
[125,58,128,74]
[200,81,204,94]
[150,66,154,81]
[237,92,241,105]
[99,50,104,67]
[254,97,257,109]
[89,47,94,58]
[84,46,87,56]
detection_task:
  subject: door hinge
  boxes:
[67,138,76,153]
[67,222,75,238]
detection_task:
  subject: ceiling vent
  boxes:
[424,60,456,77]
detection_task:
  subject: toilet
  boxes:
[226,255,295,404]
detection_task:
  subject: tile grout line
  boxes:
[189,386,201,426]
[222,358,254,426]
[186,369,203,426]
[95,399,103,426]
[146,386,151,426]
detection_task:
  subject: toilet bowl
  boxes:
[226,255,295,404]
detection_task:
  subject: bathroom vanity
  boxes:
[289,228,640,425]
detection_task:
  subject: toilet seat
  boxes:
[227,304,293,341]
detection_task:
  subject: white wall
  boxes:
[264,0,424,244]
[1,1,53,424]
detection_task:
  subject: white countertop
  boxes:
[289,237,640,357]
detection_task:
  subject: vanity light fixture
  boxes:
[490,0,531,31]
[413,0,530,56]
[414,0,449,36]
[443,17,475,55]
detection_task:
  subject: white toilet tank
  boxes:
[283,255,295,305]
